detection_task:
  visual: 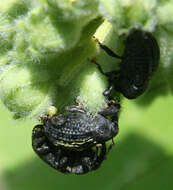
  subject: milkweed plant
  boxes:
[0,0,172,119]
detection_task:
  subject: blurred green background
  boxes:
[0,92,173,190]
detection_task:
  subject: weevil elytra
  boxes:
[92,29,160,99]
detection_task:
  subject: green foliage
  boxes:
[0,0,172,119]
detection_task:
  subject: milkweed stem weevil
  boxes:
[91,29,160,99]
[42,102,119,150]
[32,101,120,174]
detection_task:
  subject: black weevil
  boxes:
[91,29,160,99]
[32,102,120,174]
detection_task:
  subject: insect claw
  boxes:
[74,99,83,108]
[107,139,115,153]
[93,36,102,45]
[40,115,48,121]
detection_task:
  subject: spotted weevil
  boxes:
[32,102,120,174]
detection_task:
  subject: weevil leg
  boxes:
[90,58,120,97]
[99,102,120,124]
[38,145,67,172]
[92,143,107,170]
[35,142,50,155]
[64,99,86,113]
[90,58,119,77]
[93,36,122,59]
[59,156,69,169]
[81,156,92,173]
[99,103,120,118]
[90,57,108,76]
[107,138,115,153]
[72,165,85,175]
[32,125,50,154]
[103,83,115,96]
[32,125,44,138]
[92,146,99,163]
[74,99,83,107]
[42,152,60,170]
[65,105,86,114]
